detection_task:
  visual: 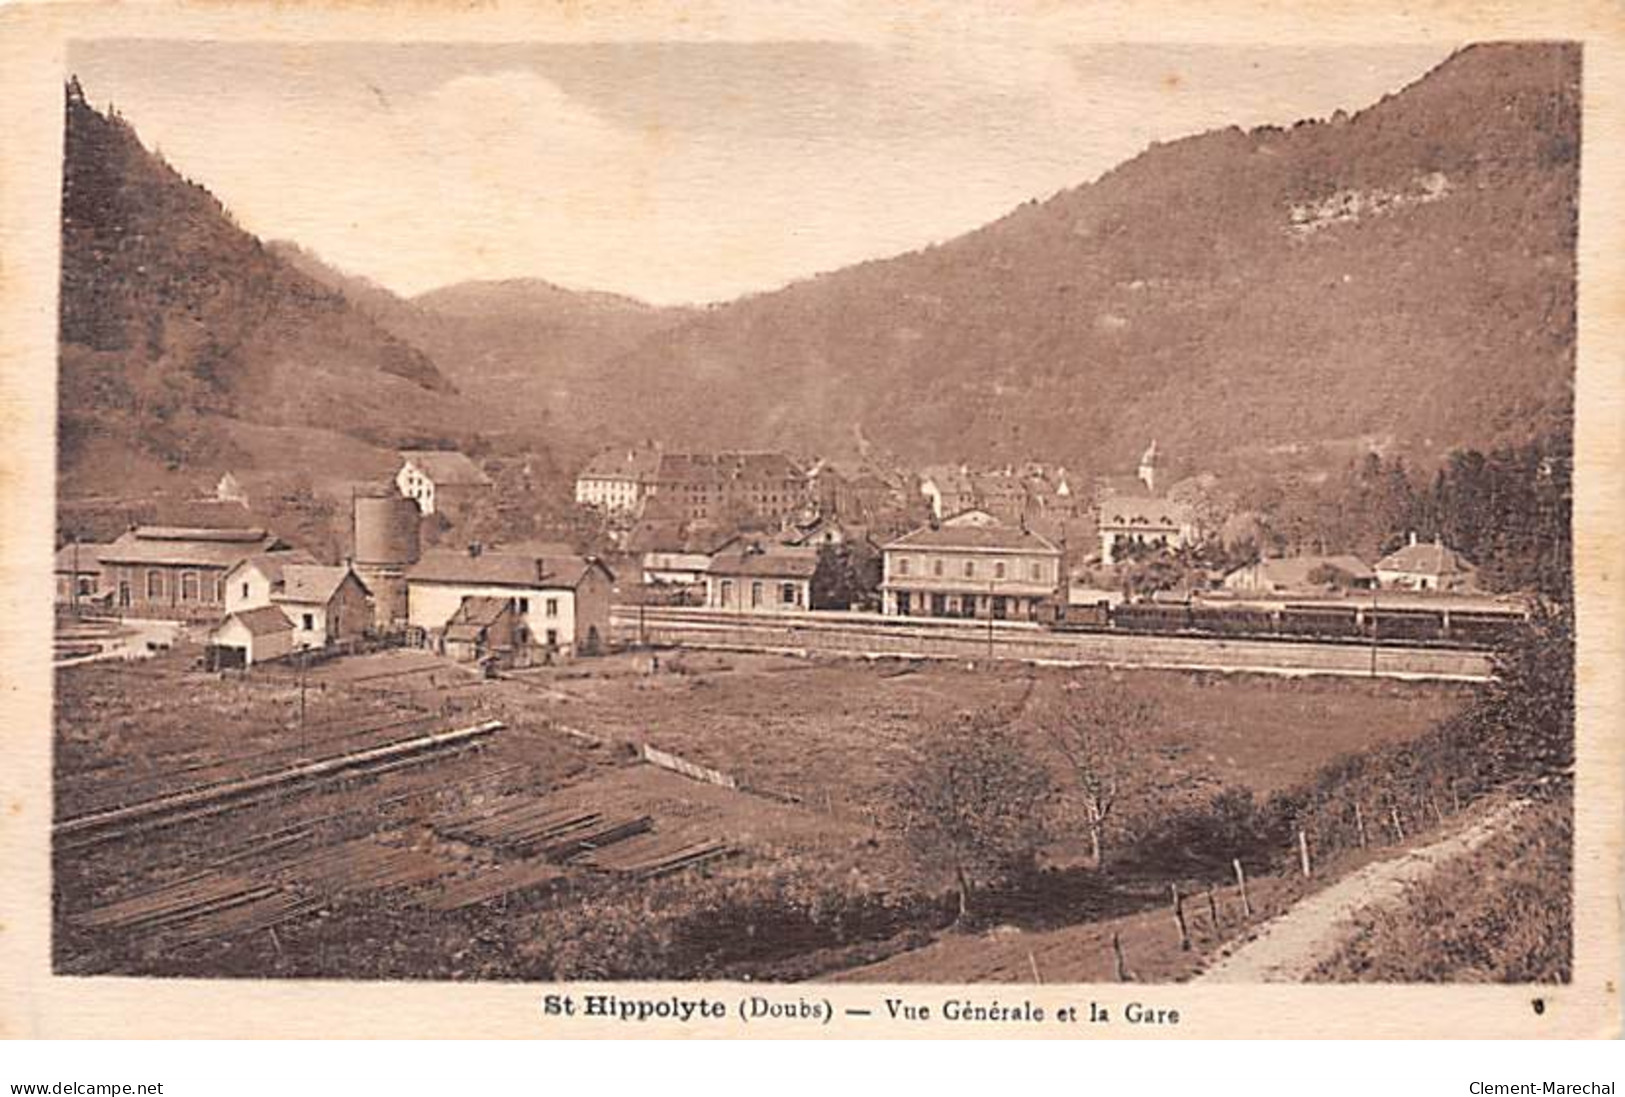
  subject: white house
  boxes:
[405,547,614,659]
[1375,536,1476,592]
[575,447,661,514]
[209,605,295,668]
[1096,494,1195,565]
[396,450,493,517]
[223,551,318,615]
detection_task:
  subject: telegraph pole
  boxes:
[1369,584,1379,678]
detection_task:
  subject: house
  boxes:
[1096,494,1196,565]
[405,547,614,660]
[441,596,521,664]
[1375,536,1476,592]
[642,451,808,525]
[215,471,249,507]
[881,517,1062,621]
[781,513,871,550]
[207,605,295,669]
[97,526,287,620]
[574,446,662,514]
[396,450,493,518]
[704,544,818,613]
[1223,555,1375,595]
[223,550,320,615]
[54,541,109,605]
[626,521,734,588]
[273,565,373,648]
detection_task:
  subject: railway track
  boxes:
[612,607,1494,682]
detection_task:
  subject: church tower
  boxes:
[1137,440,1159,495]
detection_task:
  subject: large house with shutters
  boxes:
[880,511,1062,621]
[405,547,614,660]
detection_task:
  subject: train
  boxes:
[1035,595,1531,650]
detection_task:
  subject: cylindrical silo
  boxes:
[353,491,421,630]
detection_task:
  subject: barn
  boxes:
[208,605,296,669]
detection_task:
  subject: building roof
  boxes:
[273,564,356,606]
[400,450,492,486]
[706,546,820,579]
[226,549,319,585]
[100,528,284,569]
[652,451,804,487]
[1097,494,1193,530]
[1227,555,1374,589]
[579,447,662,481]
[1375,541,1473,576]
[885,523,1060,555]
[218,605,294,638]
[444,596,515,642]
[53,542,108,573]
[406,549,611,590]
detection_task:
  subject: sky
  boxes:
[68,38,1456,306]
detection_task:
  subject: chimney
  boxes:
[535,559,549,583]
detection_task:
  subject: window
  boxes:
[77,577,93,596]
[545,598,558,618]
[216,577,226,603]
[241,581,250,599]
[720,580,733,605]
[994,561,1006,580]
[545,629,559,647]
[781,582,796,604]
[932,558,944,577]
[517,597,530,614]
[963,560,975,579]
[751,581,763,607]
[302,613,315,631]
[896,557,911,576]
[146,570,164,600]
[181,572,198,602]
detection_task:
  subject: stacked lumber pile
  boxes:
[69,871,321,948]
[575,832,733,879]
[275,837,457,898]
[435,802,652,861]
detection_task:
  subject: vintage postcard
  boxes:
[0,0,1620,1040]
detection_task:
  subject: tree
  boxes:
[893,708,1055,922]
[1470,602,1574,789]
[1037,681,1157,865]
[810,541,881,610]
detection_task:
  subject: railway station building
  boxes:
[880,513,1062,621]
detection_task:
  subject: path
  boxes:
[1198,798,1527,982]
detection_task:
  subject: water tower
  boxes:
[353,489,421,630]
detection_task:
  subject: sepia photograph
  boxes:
[3,0,1621,1049]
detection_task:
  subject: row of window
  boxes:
[140,569,224,602]
[891,556,1049,582]
[512,596,561,618]
[716,579,804,607]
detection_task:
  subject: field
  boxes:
[53,643,1473,981]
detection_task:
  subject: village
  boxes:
[55,439,1525,676]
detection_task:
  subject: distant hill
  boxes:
[57,81,475,495]
[273,249,693,448]
[567,42,1578,477]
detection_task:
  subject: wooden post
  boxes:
[1353,802,1368,848]
[1233,858,1252,917]
[1112,932,1129,982]
[1297,828,1312,878]
[1390,806,1406,842]
[1171,883,1191,951]
[1206,884,1221,931]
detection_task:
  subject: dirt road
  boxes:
[1198,799,1527,982]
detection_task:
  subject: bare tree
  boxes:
[894,708,1054,923]
[1039,681,1157,866]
